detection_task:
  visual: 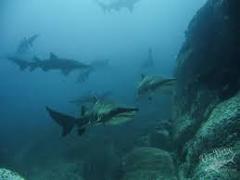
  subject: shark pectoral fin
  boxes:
[29,66,35,72]
[19,64,28,71]
[49,52,58,60]
[29,64,37,72]
[62,69,71,76]
[46,107,76,137]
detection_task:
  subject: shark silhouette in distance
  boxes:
[95,0,141,12]
[8,52,91,76]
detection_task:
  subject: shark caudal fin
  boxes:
[46,107,76,137]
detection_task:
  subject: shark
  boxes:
[95,0,141,12]
[69,91,112,106]
[46,100,139,137]
[7,56,34,71]
[32,53,91,76]
[8,53,91,76]
[137,74,176,99]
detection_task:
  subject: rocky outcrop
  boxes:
[150,120,173,151]
[0,168,25,180]
[173,0,240,179]
[30,161,85,180]
[121,147,177,180]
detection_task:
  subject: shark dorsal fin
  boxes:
[50,52,58,60]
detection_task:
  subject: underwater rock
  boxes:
[192,147,239,180]
[30,161,85,180]
[150,129,172,151]
[150,120,173,151]
[172,0,240,179]
[121,147,177,180]
[135,134,151,147]
[0,168,25,180]
[181,91,240,178]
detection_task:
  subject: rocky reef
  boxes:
[1,1,240,180]
[121,147,177,180]
[173,0,240,179]
[0,168,25,180]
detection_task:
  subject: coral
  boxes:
[0,168,25,180]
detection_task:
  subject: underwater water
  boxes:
[0,0,222,179]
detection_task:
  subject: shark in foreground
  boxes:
[46,100,139,137]
[96,0,141,12]
[137,75,176,100]
[8,53,91,76]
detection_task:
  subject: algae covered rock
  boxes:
[193,147,239,180]
[172,0,240,178]
[184,91,240,171]
[121,147,177,180]
[0,168,25,180]
[31,161,85,180]
[149,119,173,151]
[150,129,172,151]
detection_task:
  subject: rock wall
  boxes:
[173,0,240,179]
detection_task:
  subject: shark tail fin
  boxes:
[46,107,76,137]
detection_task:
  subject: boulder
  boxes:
[121,147,177,180]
